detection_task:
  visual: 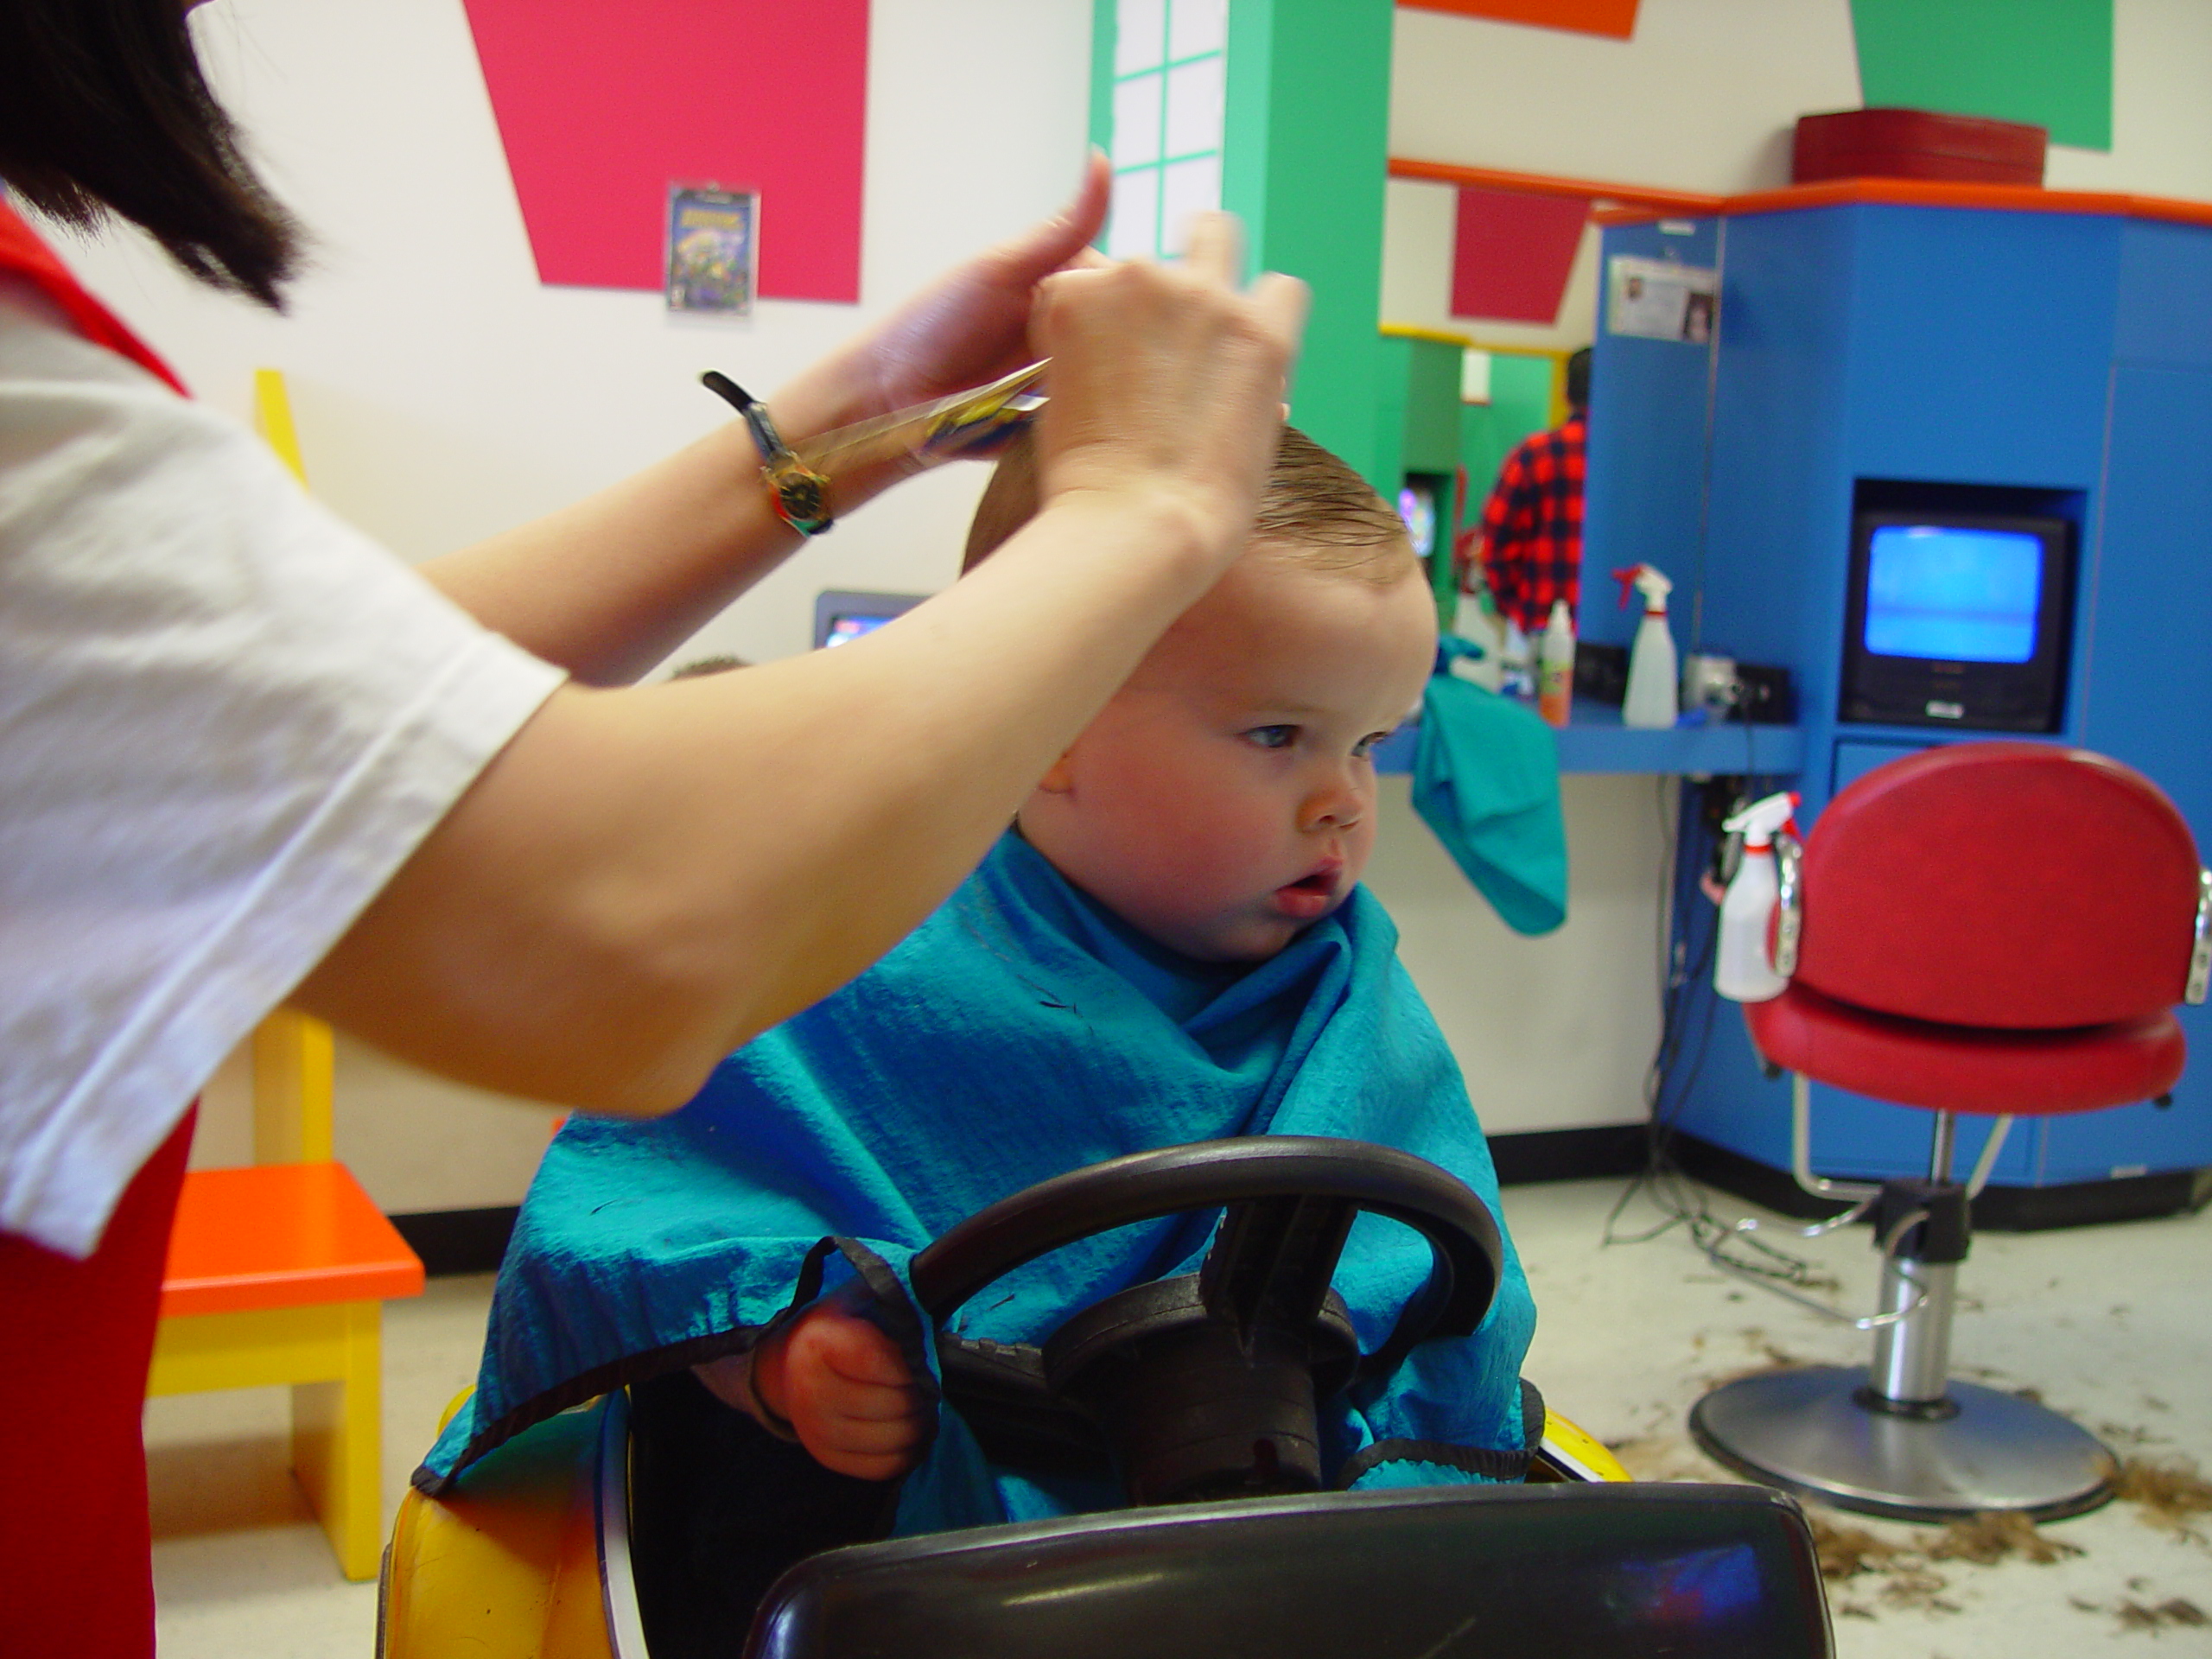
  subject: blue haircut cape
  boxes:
[419,833,1537,1532]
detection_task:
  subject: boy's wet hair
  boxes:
[963,425,1414,586]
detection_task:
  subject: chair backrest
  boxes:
[1794,742,2201,1030]
[252,1009,336,1163]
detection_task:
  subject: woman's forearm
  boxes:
[292,489,1227,1109]
[416,418,798,686]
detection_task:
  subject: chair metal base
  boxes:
[1690,1366,2115,1523]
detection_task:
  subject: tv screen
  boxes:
[1840,508,2073,732]
[1862,524,2044,664]
[811,589,925,650]
[1397,478,1439,563]
[823,614,892,648]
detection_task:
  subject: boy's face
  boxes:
[1020,545,1437,963]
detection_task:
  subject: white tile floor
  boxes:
[145,1177,2212,1657]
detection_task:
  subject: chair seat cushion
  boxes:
[161,1162,424,1319]
[1745,984,2185,1116]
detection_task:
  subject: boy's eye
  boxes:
[1351,731,1390,759]
[1243,724,1297,750]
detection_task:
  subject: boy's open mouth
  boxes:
[1273,861,1344,919]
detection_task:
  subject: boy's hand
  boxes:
[698,1303,925,1481]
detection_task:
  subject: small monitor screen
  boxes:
[1397,480,1438,563]
[1863,524,2043,664]
[823,613,891,648]
[813,589,925,649]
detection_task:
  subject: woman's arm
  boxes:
[417,161,1114,686]
[292,217,1307,1112]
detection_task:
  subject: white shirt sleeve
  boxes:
[0,297,566,1256]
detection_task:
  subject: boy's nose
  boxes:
[1299,779,1366,833]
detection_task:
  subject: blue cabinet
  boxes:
[1589,199,2212,1199]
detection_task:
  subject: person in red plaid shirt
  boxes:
[1467,347,1591,638]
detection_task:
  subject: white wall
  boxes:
[1365,777,1670,1135]
[98,0,2212,1200]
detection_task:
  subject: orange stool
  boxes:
[148,1012,424,1580]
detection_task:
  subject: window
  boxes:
[1106,0,1227,260]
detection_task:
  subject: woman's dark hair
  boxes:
[0,0,302,308]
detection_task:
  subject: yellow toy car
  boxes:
[379,1141,1830,1658]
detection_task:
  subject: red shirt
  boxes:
[1475,414,1585,637]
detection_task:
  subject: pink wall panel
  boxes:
[1449,185,1590,324]
[461,0,868,302]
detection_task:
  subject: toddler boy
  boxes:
[421,427,1538,1643]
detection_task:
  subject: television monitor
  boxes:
[1396,477,1440,564]
[813,589,925,650]
[1840,510,2073,732]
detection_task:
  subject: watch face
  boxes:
[772,463,832,532]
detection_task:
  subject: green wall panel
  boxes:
[1371,334,1410,505]
[1224,0,1395,486]
[1849,0,2113,151]
[1401,338,1465,474]
[1088,0,1116,156]
[1088,0,1394,483]
[1374,334,1465,618]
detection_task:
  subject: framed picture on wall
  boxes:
[665,184,760,315]
[1605,254,1717,343]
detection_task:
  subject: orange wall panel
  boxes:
[1400,0,1639,40]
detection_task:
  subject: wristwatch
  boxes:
[701,370,834,537]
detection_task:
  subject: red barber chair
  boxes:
[1690,742,2209,1521]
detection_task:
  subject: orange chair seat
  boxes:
[161,1162,424,1319]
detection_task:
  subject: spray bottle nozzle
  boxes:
[1722,790,1801,849]
[1611,563,1674,613]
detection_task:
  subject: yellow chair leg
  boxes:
[290,1301,384,1580]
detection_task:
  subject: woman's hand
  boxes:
[770,154,1113,480]
[1027,211,1308,582]
[696,1303,926,1481]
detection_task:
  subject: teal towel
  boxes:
[1413,639,1569,936]
[416,832,1536,1535]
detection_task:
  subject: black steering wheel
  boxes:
[905,1136,1503,1505]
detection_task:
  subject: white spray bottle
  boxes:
[1537,599,1576,727]
[1614,563,1679,729]
[1714,790,1801,1003]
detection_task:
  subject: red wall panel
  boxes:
[461,0,868,302]
[1450,186,1590,324]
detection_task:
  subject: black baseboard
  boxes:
[1487,1125,1649,1185]
[385,1128,2204,1275]
[390,1205,518,1276]
[1669,1131,2212,1234]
